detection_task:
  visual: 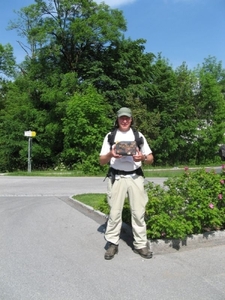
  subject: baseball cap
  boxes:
[117,107,132,118]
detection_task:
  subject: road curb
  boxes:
[68,196,225,254]
[149,230,225,254]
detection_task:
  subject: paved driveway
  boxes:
[0,176,225,300]
[0,176,167,196]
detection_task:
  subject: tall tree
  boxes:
[196,56,225,99]
[8,0,155,108]
[8,0,126,73]
[92,38,156,108]
[146,55,179,165]
[62,85,112,174]
[192,69,225,164]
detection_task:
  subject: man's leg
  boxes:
[105,178,127,245]
[128,176,153,259]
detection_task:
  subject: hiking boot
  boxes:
[104,243,118,260]
[133,247,153,259]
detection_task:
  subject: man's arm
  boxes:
[99,147,122,166]
[99,152,113,166]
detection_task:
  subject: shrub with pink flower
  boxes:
[144,167,225,239]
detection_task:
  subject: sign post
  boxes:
[24,131,36,172]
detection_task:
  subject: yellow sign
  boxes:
[24,131,36,137]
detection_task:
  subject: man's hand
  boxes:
[99,145,122,165]
[133,149,144,162]
[111,145,122,159]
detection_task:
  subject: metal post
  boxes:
[24,131,36,172]
[28,137,32,172]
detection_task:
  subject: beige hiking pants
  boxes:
[105,175,148,249]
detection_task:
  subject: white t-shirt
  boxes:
[100,128,152,172]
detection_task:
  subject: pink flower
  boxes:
[218,194,223,200]
[209,203,214,209]
[184,166,189,171]
[222,165,225,169]
[220,179,224,184]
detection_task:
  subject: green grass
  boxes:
[72,193,105,208]
[144,169,184,177]
[3,165,221,177]
[6,170,101,177]
[7,170,181,177]
[2,167,186,177]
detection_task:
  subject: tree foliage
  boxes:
[62,85,112,174]
[0,43,16,78]
[0,0,225,172]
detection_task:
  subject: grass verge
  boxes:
[72,193,105,209]
[4,165,220,177]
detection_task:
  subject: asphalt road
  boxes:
[0,176,167,196]
[1,176,225,300]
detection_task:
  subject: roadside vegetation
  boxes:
[73,166,225,240]
[0,0,225,174]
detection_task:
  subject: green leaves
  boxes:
[1,0,225,172]
[62,85,111,173]
[0,44,16,78]
[145,168,225,239]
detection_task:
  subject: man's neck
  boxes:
[118,127,131,133]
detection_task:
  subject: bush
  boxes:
[97,166,225,240]
[145,167,225,239]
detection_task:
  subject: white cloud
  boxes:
[95,0,137,8]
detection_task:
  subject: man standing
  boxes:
[99,107,154,260]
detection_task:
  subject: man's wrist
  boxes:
[142,154,147,162]
[108,151,113,159]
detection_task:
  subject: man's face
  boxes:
[118,116,132,132]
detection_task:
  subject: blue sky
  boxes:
[1,0,224,69]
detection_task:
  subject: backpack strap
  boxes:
[108,128,117,150]
[133,129,143,150]
[107,128,143,150]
